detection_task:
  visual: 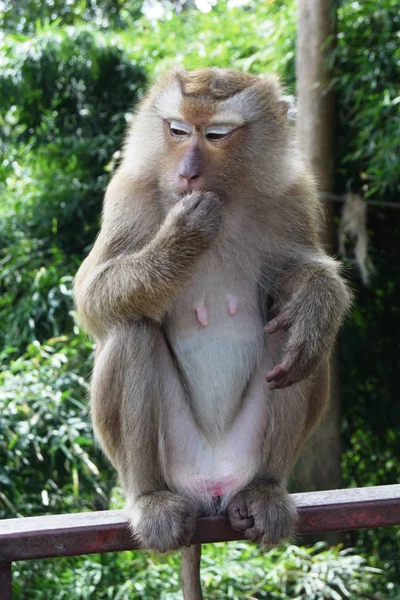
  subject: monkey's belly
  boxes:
[165,348,269,508]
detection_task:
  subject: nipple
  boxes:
[227,295,239,316]
[194,300,208,327]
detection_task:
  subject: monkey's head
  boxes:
[124,68,298,205]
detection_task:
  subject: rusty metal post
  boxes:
[0,562,12,600]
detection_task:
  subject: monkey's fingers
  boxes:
[267,341,317,389]
[264,316,285,334]
[266,351,302,389]
[266,363,291,389]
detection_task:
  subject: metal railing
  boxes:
[1,485,400,600]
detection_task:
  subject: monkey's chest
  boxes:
[168,284,264,425]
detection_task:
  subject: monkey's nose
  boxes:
[179,168,200,183]
[177,148,203,192]
[176,173,202,193]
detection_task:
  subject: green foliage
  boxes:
[0,0,399,598]
[0,28,146,350]
[0,0,141,34]
[334,0,400,197]
[12,542,383,600]
[0,337,113,518]
[125,0,296,82]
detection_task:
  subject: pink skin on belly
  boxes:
[205,478,236,497]
[207,484,227,497]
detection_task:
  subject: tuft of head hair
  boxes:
[177,68,260,99]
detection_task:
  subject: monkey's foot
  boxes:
[126,491,198,553]
[227,482,297,545]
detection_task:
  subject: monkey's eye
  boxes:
[205,125,235,141]
[169,121,192,138]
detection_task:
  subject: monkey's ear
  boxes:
[279,95,297,121]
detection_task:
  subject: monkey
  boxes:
[74,68,351,599]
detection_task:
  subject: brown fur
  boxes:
[178,68,259,98]
[74,68,351,600]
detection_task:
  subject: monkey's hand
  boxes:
[166,191,222,248]
[264,298,332,390]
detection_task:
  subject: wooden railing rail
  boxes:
[1,485,400,599]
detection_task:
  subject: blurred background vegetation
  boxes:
[0,0,399,598]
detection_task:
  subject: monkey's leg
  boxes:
[227,354,329,545]
[91,320,198,552]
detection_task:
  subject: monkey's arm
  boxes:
[74,179,221,339]
[264,181,352,389]
[265,254,351,389]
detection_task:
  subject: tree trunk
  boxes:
[295,0,342,496]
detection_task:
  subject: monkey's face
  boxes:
[162,113,246,199]
[152,76,249,202]
[145,68,293,205]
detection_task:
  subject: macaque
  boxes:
[74,68,351,599]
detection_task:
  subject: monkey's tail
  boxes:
[181,544,204,600]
